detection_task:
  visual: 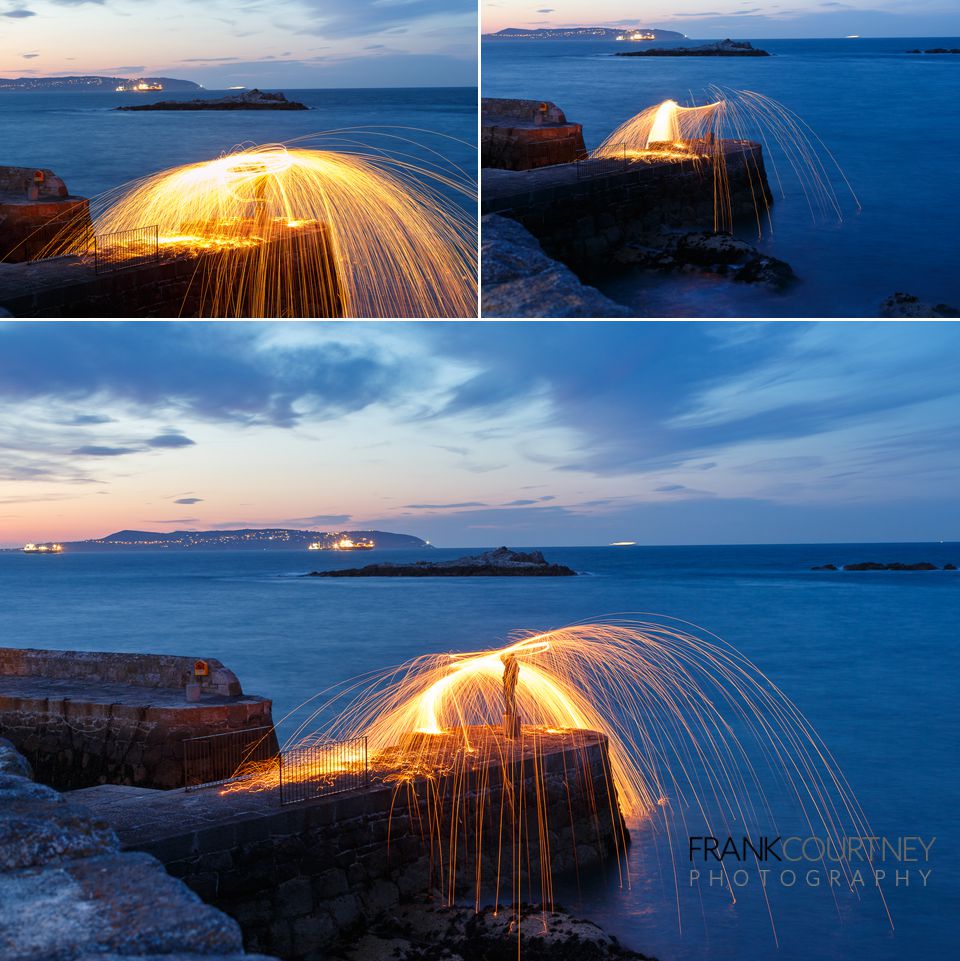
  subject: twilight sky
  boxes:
[0,0,477,87]
[482,1,960,38]
[1,321,957,548]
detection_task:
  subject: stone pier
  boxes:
[0,648,276,790]
[72,730,628,960]
[482,99,587,171]
[482,140,773,270]
[0,165,90,263]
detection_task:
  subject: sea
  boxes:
[482,37,960,316]
[1,542,956,961]
[0,87,477,211]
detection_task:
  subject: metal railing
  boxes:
[183,725,278,791]
[279,735,369,806]
[575,143,629,181]
[94,225,159,273]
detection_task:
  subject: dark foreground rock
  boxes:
[328,903,655,961]
[117,89,308,111]
[309,546,577,577]
[0,741,277,961]
[617,230,796,291]
[618,39,769,57]
[812,561,955,571]
[879,292,960,317]
[908,47,960,54]
[482,214,630,317]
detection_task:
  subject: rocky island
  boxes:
[308,546,577,577]
[617,39,770,57]
[116,89,308,111]
[811,561,956,571]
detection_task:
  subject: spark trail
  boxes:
[234,618,892,942]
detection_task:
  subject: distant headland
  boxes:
[0,76,201,92]
[6,528,429,552]
[484,27,686,41]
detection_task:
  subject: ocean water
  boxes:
[0,87,477,209]
[482,38,960,316]
[0,542,956,961]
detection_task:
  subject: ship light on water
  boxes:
[22,542,63,553]
[307,536,375,551]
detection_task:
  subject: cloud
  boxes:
[70,445,139,457]
[403,501,488,510]
[295,0,475,39]
[174,497,203,505]
[654,484,686,492]
[502,499,538,506]
[146,433,195,448]
[281,514,353,526]
[21,52,39,58]
[0,322,425,429]
[144,517,198,524]
[62,414,114,426]
[2,9,36,18]
[422,323,960,478]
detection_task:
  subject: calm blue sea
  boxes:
[0,87,477,209]
[0,543,956,961]
[482,38,960,316]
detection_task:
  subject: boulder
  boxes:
[481,215,630,317]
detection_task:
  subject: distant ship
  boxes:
[616,31,657,41]
[307,537,375,551]
[609,541,637,547]
[115,81,163,92]
[22,542,63,553]
[845,35,860,38]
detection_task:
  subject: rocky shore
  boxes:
[812,561,957,571]
[482,215,630,317]
[117,89,308,111]
[328,902,655,961]
[617,39,770,57]
[308,546,577,577]
[615,229,796,291]
[0,736,277,961]
[879,292,960,317]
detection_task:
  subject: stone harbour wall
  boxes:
[134,736,627,960]
[0,736,279,961]
[482,144,773,270]
[0,648,276,791]
[482,98,587,171]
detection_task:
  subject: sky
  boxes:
[482,0,960,38]
[0,0,477,88]
[1,321,958,549]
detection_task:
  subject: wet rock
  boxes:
[618,230,796,290]
[0,774,119,871]
[0,852,245,960]
[329,903,656,961]
[811,564,838,571]
[0,737,33,779]
[879,292,960,317]
[482,215,630,318]
[842,561,941,571]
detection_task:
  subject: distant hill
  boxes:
[484,27,686,41]
[62,528,430,551]
[0,76,201,92]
